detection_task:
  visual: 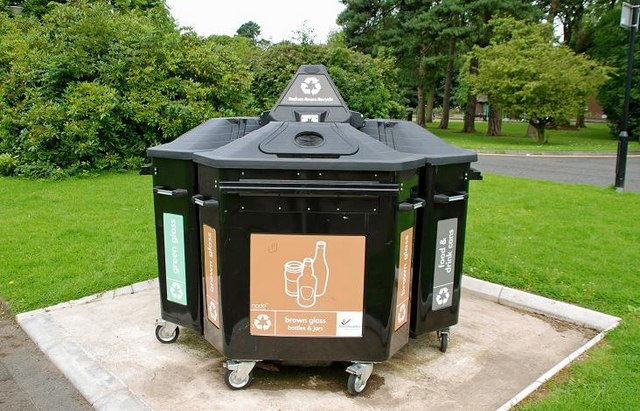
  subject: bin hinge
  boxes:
[153,186,188,198]
[192,194,219,208]
[466,168,483,181]
[140,164,156,175]
[398,197,426,212]
[433,192,468,204]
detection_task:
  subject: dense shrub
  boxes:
[250,42,405,119]
[0,1,253,177]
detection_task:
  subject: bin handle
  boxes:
[192,194,219,208]
[398,197,426,212]
[153,186,188,198]
[140,164,155,175]
[433,192,468,204]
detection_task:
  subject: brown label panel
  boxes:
[203,225,220,328]
[394,227,414,331]
[250,234,366,338]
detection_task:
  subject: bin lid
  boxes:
[360,120,478,165]
[146,117,260,160]
[193,121,425,172]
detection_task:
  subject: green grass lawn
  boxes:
[426,120,623,152]
[0,172,638,408]
[0,172,156,311]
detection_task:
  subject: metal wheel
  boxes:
[224,369,253,390]
[347,373,367,395]
[155,324,179,344]
[439,332,449,353]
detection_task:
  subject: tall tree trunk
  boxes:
[547,0,559,23]
[487,105,502,136]
[576,113,586,128]
[439,38,457,130]
[463,58,478,133]
[530,118,549,144]
[425,79,435,123]
[416,84,425,127]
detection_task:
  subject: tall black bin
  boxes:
[144,117,261,341]
[359,120,481,351]
[192,120,425,394]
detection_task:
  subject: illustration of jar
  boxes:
[283,260,303,297]
[297,258,318,308]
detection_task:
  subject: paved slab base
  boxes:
[16,278,620,410]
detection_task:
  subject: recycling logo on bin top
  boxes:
[397,303,407,323]
[209,301,218,322]
[300,77,322,96]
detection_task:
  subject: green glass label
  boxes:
[163,213,187,306]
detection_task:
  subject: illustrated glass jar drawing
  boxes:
[282,241,330,308]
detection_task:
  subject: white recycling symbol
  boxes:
[254,314,272,331]
[170,282,184,300]
[397,303,407,322]
[209,301,218,322]
[300,77,322,96]
[436,287,450,305]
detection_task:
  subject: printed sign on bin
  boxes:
[163,213,187,306]
[203,225,220,328]
[394,227,414,330]
[250,234,366,338]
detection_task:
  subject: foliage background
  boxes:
[0,1,404,178]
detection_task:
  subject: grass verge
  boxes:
[465,174,639,409]
[426,120,621,152]
[0,172,638,408]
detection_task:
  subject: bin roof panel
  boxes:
[147,117,260,160]
[360,120,478,165]
[193,122,425,172]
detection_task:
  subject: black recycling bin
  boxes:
[144,117,261,341]
[193,120,425,394]
[359,120,482,351]
[144,64,480,394]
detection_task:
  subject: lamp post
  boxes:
[616,2,640,192]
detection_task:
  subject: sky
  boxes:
[165,0,346,43]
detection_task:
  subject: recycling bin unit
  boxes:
[144,64,480,394]
[144,118,261,342]
[192,120,425,394]
[359,120,481,351]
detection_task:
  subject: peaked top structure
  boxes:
[264,65,356,125]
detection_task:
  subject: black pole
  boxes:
[615,4,638,192]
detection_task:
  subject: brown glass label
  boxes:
[250,234,366,338]
[394,227,414,331]
[203,225,220,328]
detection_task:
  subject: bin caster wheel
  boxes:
[437,330,449,353]
[155,324,179,344]
[347,374,367,395]
[224,369,253,390]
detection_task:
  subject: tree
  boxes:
[588,6,640,140]
[463,18,609,143]
[0,1,253,177]
[338,0,462,127]
[460,1,540,135]
[236,21,261,43]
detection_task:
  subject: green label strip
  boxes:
[163,213,187,306]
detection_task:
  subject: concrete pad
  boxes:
[17,279,618,410]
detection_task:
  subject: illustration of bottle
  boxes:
[312,241,329,297]
[297,258,318,308]
[283,260,303,297]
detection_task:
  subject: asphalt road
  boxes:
[475,153,640,193]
